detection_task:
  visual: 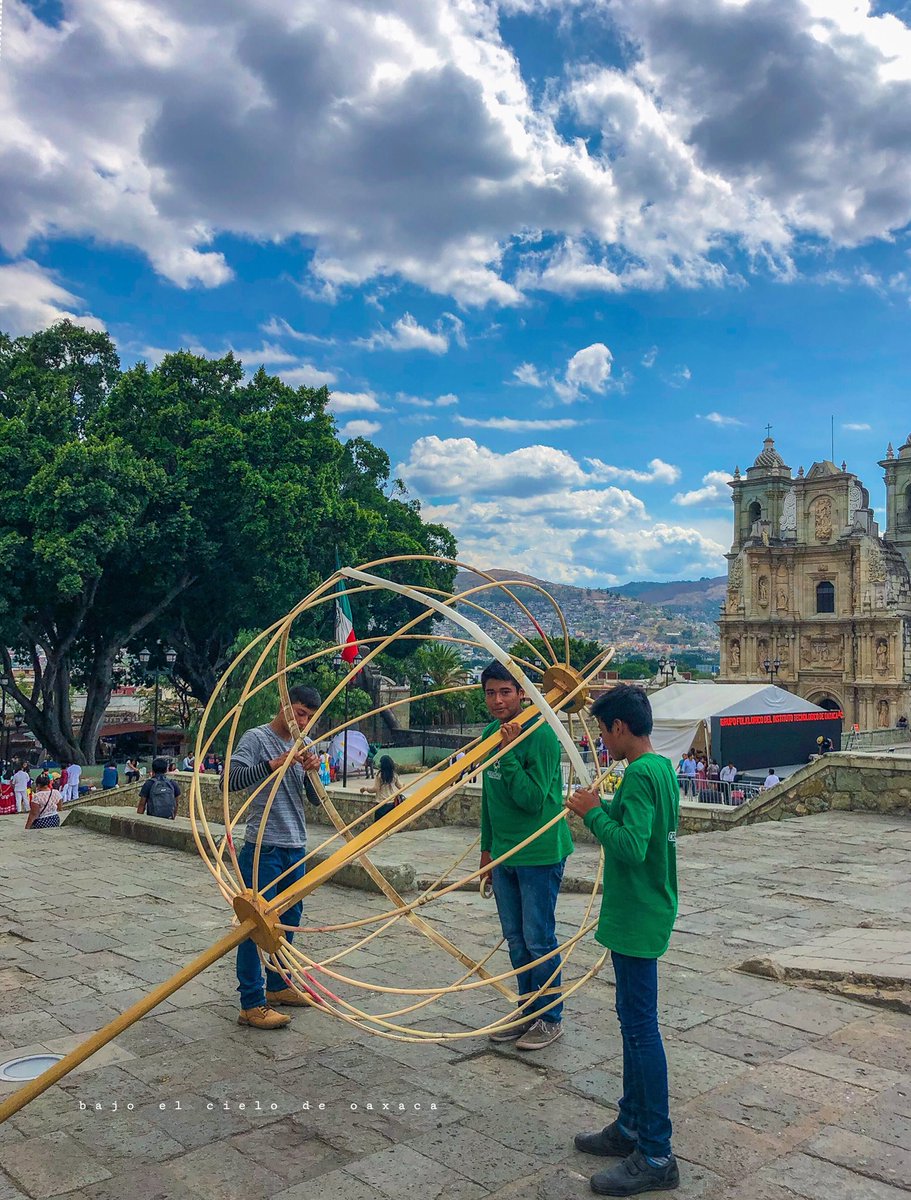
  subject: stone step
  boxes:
[63,805,605,895]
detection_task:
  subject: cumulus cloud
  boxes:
[674,470,732,507]
[588,457,681,484]
[4,0,907,308]
[699,411,744,427]
[327,391,385,414]
[0,260,104,336]
[277,363,337,388]
[339,419,382,438]
[398,435,725,582]
[556,343,614,401]
[454,415,581,431]
[356,313,450,354]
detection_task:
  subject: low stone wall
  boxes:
[69,754,911,845]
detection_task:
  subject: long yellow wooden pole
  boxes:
[267,695,561,918]
[0,920,256,1123]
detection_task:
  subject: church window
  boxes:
[816,581,835,614]
[748,501,762,524]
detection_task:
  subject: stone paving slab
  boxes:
[0,810,910,1199]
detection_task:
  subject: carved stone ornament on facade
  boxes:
[729,639,741,671]
[814,496,834,542]
[801,636,844,669]
[848,483,863,527]
[868,545,887,583]
[780,487,797,537]
[757,638,769,672]
[876,638,889,671]
[758,575,770,607]
[878,698,890,728]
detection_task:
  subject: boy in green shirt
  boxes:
[479,661,573,1051]
[566,684,679,1196]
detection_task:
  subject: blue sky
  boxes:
[3,0,911,585]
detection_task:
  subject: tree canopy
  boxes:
[0,322,456,762]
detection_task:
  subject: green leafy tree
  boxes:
[507,635,607,674]
[0,323,456,763]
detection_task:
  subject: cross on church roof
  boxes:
[765,423,773,438]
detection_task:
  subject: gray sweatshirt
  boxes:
[228,723,319,848]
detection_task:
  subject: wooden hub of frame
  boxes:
[232,890,284,957]
[542,663,588,713]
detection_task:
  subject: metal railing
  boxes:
[842,728,911,752]
[677,773,764,806]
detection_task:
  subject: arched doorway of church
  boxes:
[806,692,842,712]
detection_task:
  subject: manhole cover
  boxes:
[0,1054,63,1082]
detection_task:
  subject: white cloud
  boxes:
[278,363,337,388]
[3,0,910,310]
[556,342,614,401]
[843,422,871,431]
[588,457,681,485]
[455,415,581,431]
[398,435,725,582]
[339,419,382,438]
[674,470,731,507]
[512,362,547,388]
[398,392,460,408]
[356,313,450,354]
[642,346,658,368]
[0,260,104,336]
[698,412,744,427]
[328,391,385,414]
[669,366,691,387]
[260,317,337,346]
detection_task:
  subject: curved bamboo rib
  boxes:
[0,555,619,1120]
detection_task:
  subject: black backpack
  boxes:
[145,776,177,818]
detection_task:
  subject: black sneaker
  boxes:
[488,1020,531,1044]
[591,1149,679,1196]
[574,1120,637,1158]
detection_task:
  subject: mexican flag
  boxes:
[335,555,359,664]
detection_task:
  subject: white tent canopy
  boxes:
[647,683,825,766]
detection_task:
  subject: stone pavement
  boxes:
[0,811,909,1199]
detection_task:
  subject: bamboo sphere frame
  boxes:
[0,555,616,1121]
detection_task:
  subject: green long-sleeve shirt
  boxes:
[583,752,678,958]
[480,718,574,867]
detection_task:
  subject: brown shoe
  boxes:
[238,1004,291,1029]
[266,987,316,1008]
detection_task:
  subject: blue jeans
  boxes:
[612,951,673,1160]
[236,840,306,1010]
[492,859,566,1024]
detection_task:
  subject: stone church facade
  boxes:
[718,435,911,729]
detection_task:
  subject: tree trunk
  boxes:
[78,646,118,764]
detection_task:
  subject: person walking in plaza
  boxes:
[26,772,62,830]
[719,761,737,805]
[361,754,402,821]
[62,760,82,803]
[567,684,680,1195]
[679,751,697,798]
[479,661,573,1051]
[228,684,323,1030]
[137,757,181,819]
[0,770,16,816]
[12,763,31,814]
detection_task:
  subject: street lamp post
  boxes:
[658,658,677,687]
[420,672,433,767]
[139,646,177,759]
[763,657,782,686]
